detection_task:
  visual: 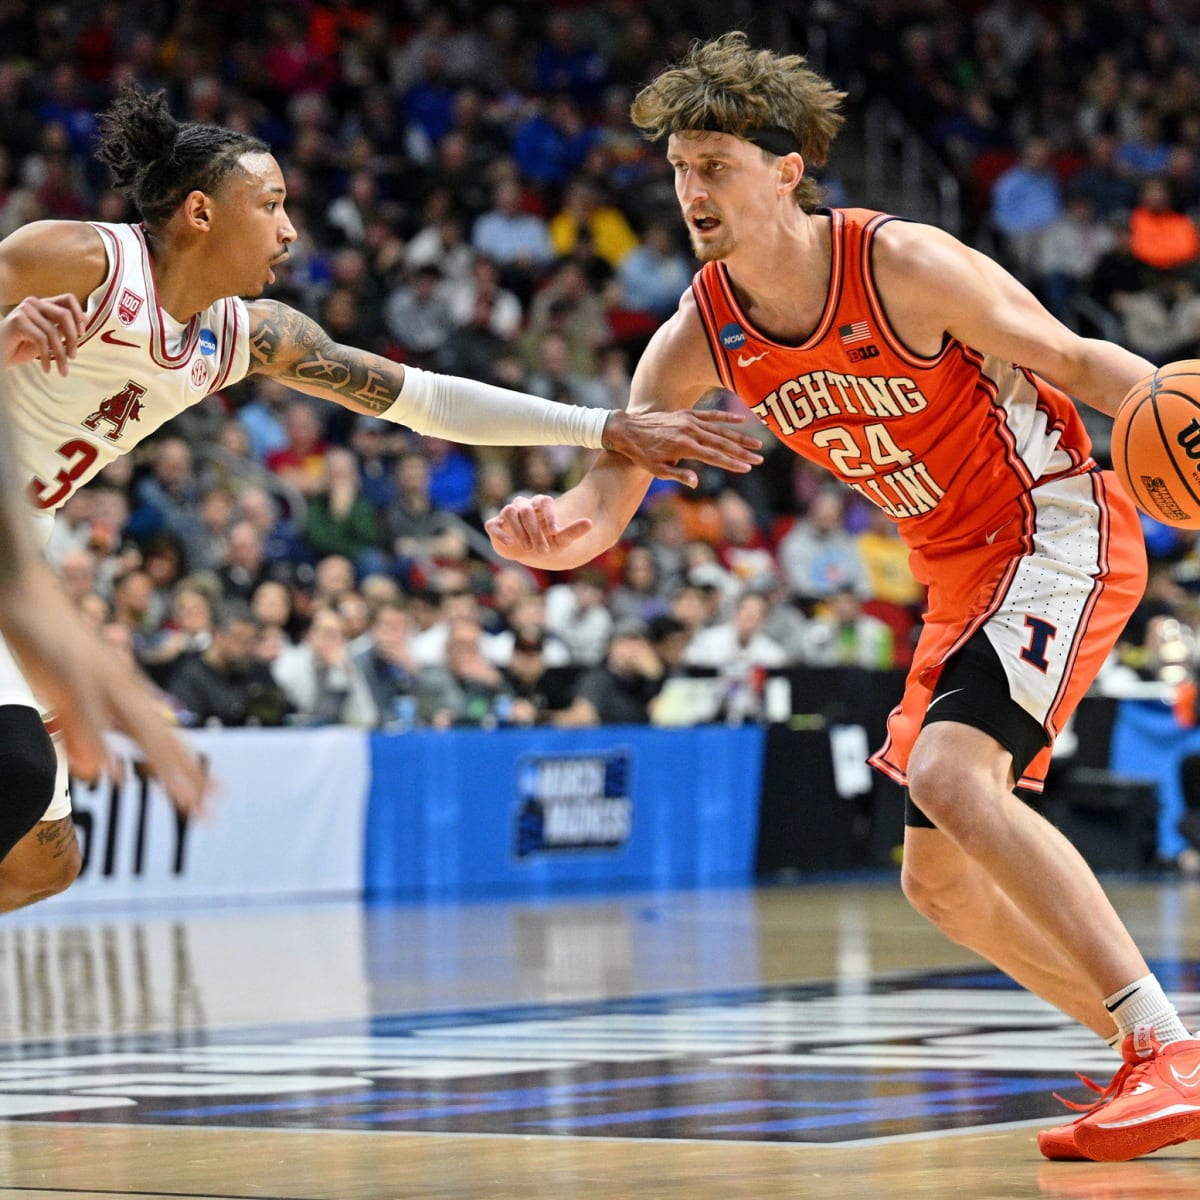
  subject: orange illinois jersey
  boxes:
[691,208,1096,565]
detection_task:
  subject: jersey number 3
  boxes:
[29,439,99,510]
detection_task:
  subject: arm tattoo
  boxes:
[246,300,402,414]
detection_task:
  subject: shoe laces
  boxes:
[1053,1056,1152,1113]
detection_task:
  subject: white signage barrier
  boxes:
[44,727,369,906]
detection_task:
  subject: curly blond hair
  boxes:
[630,32,846,211]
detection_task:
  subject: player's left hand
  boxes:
[486,494,593,558]
[0,563,210,817]
[602,409,762,487]
[0,294,86,376]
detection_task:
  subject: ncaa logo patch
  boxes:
[198,329,217,356]
[719,323,746,351]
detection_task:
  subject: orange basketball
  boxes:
[1111,360,1200,529]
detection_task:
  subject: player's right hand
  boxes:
[486,494,593,559]
[602,409,763,487]
[0,294,86,376]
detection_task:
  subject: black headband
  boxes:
[744,125,802,156]
[694,125,801,156]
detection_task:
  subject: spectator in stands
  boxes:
[140,581,215,687]
[272,604,379,727]
[251,579,298,662]
[434,286,513,381]
[237,378,292,464]
[421,613,512,726]
[1036,194,1116,328]
[856,506,925,611]
[684,590,790,672]
[312,555,358,610]
[167,600,293,728]
[355,600,441,727]
[471,178,555,283]
[533,11,607,108]
[990,136,1063,276]
[1128,176,1200,273]
[511,94,598,190]
[545,567,614,666]
[337,590,373,656]
[131,435,203,545]
[444,254,523,341]
[347,417,398,510]
[555,619,664,727]
[183,486,236,574]
[1110,268,1200,362]
[265,399,329,499]
[522,259,608,377]
[1085,216,1145,313]
[616,220,692,318]
[217,520,279,604]
[304,446,384,574]
[382,263,456,358]
[549,179,638,270]
[461,460,516,541]
[404,199,474,286]
[800,587,896,670]
[526,330,609,411]
[237,485,309,573]
[1070,132,1139,221]
[777,488,871,609]
[501,626,577,725]
[609,545,669,626]
[385,450,447,570]
[1118,105,1172,179]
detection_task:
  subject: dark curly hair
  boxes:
[95,84,269,228]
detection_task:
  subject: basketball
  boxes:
[1111,360,1200,528]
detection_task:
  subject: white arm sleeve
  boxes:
[383,365,610,448]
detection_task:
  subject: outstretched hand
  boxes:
[602,409,762,487]
[0,294,86,375]
[486,494,592,559]
[0,564,210,818]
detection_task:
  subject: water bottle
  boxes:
[393,695,417,732]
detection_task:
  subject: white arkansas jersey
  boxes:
[8,221,251,514]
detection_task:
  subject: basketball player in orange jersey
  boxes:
[0,295,206,817]
[0,83,762,915]
[485,32,1199,1162]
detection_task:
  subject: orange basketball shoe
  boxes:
[1039,1025,1200,1162]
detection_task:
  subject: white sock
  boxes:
[1104,973,1192,1045]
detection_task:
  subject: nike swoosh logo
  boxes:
[926,687,964,712]
[100,330,139,348]
[737,351,769,367]
[1171,1061,1200,1087]
[1104,985,1141,1013]
[984,520,1012,545]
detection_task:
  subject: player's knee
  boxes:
[906,754,994,852]
[0,706,59,861]
[900,859,981,944]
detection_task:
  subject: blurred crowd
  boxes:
[5,0,1200,728]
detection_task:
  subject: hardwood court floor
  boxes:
[2,879,1200,1199]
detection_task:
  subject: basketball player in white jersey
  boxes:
[0,84,762,912]
[0,295,206,822]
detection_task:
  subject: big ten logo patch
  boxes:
[514,750,633,858]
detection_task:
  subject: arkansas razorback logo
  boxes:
[83,379,146,442]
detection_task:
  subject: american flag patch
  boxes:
[839,320,871,345]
